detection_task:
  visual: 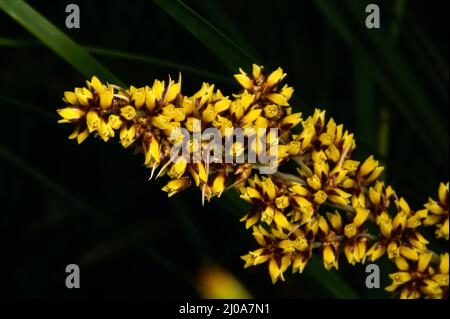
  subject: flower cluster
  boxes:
[56,65,448,298]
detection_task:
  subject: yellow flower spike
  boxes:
[280,113,302,130]
[120,105,136,120]
[119,124,136,148]
[234,69,254,90]
[108,114,123,130]
[63,91,78,105]
[90,76,104,94]
[57,107,85,122]
[162,177,192,197]
[266,67,285,87]
[99,88,114,109]
[56,67,449,298]
[86,110,100,132]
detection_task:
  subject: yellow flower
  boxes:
[119,124,137,148]
[120,105,136,120]
[99,87,114,109]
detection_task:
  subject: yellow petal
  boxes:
[234,73,253,90]
[266,67,284,87]
[57,107,85,121]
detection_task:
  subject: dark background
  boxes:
[0,0,448,298]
